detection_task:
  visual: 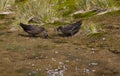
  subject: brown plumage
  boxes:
[56,20,82,36]
[19,23,48,38]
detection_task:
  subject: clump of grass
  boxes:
[83,22,104,38]
[0,0,8,12]
[55,0,78,16]
[73,10,97,19]
[72,0,119,19]
[94,0,117,9]
[14,0,119,26]
[78,0,93,11]
[0,0,15,12]
[15,0,61,24]
[78,0,118,11]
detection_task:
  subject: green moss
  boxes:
[106,10,120,15]
[73,10,97,19]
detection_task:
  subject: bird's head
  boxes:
[19,22,24,26]
[76,20,82,24]
[56,26,62,32]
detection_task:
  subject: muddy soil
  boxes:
[0,13,120,76]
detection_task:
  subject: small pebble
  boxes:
[65,60,69,63]
[92,69,96,72]
[32,64,35,67]
[76,58,81,61]
[36,57,39,59]
[46,68,49,71]
[28,73,32,76]
[52,58,56,61]
[36,68,41,71]
[55,51,58,54]
[102,37,106,41]
[55,69,58,71]
[59,62,64,65]
[83,68,90,73]
[48,64,51,67]
[45,56,48,58]
[91,48,95,54]
[63,65,67,70]
[89,62,98,66]
[91,48,95,51]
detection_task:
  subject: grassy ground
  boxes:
[0,13,120,76]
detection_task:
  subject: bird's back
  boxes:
[19,23,46,36]
[71,21,82,30]
[62,21,82,34]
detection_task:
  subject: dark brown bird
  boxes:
[19,23,48,38]
[56,20,82,36]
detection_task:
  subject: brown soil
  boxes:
[0,13,120,76]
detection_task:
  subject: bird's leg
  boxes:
[70,32,73,36]
[43,30,48,38]
[70,29,74,36]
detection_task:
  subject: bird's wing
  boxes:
[71,24,80,31]
[62,24,74,30]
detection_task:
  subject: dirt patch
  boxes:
[0,13,120,76]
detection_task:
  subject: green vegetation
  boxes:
[0,0,8,12]
[0,0,15,12]
[0,0,120,76]
[0,0,119,23]
[82,21,104,38]
[0,0,119,38]
[73,10,97,19]
[15,0,60,24]
[9,0,118,23]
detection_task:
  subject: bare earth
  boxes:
[0,13,120,76]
